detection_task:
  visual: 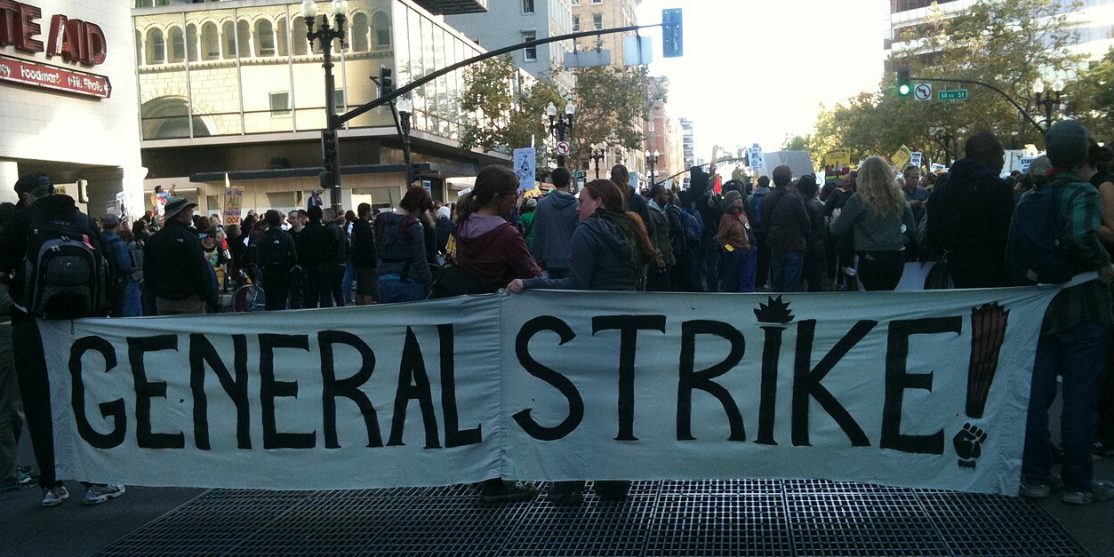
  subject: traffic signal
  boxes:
[321,128,338,164]
[662,9,683,58]
[379,65,393,96]
[896,67,912,97]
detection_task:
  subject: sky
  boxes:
[633,0,887,159]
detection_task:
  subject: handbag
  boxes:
[923,252,955,290]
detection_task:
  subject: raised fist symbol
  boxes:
[953,423,988,469]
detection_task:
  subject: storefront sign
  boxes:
[0,1,108,66]
[0,54,110,98]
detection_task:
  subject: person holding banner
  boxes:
[507,178,656,504]
[830,157,917,291]
[1019,120,1114,505]
[448,166,541,296]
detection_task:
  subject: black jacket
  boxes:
[296,220,336,267]
[925,159,1014,287]
[350,218,377,268]
[144,218,210,301]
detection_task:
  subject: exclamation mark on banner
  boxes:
[966,303,1010,419]
[954,303,1009,469]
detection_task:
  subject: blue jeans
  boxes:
[1023,321,1110,490]
[719,248,757,293]
[377,278,426,304]
[770,250,804,292]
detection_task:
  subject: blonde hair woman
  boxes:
[830,156,916,290]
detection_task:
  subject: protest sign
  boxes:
[43,288,1058,494]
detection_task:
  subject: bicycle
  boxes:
[231,267,266,312]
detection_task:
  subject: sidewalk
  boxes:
[1,448,1109,557]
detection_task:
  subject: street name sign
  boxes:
[938,89,969,101]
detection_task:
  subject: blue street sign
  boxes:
[662,8,683,58]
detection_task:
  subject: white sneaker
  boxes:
[41,486,70,508]
[82,484,126,505]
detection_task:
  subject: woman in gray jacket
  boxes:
[830,156,916,291]
[506,179,655,504]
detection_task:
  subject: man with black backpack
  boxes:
[257,210,297,311]
[0,174,125,507]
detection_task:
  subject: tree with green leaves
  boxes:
[459,56,566,178]
[460,56,668,176]
[809,0,1081,161]
[568,66,666,164]
[1066,46,1114,142]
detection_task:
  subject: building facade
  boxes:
[885,0,1114,68]
[133,0,504,216]
[445,0,574,90]
[679,117,694,170]
[569,0,636,66]
[1,0,143,217]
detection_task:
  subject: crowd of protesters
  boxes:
[2,120,1114,509]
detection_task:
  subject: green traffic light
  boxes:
[899,84,911,96]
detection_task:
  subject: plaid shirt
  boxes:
[1042,170,1112,335]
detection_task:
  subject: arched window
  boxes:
[145,28,165,65]
[186,24,199,61]
[276,17,288,57]
[168,27,185,63]
[255,19,275,57]
[292,17,308,55]
[222,21,236,58]
[201,22,219,60]
[351,13,369,52]
[372,12,391,50]
[237,20,251,58]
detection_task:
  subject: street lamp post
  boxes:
[646,150,660,187]
[394,95,414,187]
[546,100,575,168]
[590,145,606,179]
[1033,79,1065,131]
[303,0,348,213]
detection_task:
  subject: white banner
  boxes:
[42,288,1060,494]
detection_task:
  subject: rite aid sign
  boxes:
[0,0,111,98]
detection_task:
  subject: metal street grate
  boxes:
[96,480,1088,557]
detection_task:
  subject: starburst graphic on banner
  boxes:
[754,295,794,326]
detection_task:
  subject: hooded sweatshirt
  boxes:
[522,213,643,291]
[455,214,541,286]
[532,189,579,271]
[925,158,1014,287]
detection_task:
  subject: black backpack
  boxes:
[1007,184,1075,285]
[259,229,294,270]
[21,207,109,319]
